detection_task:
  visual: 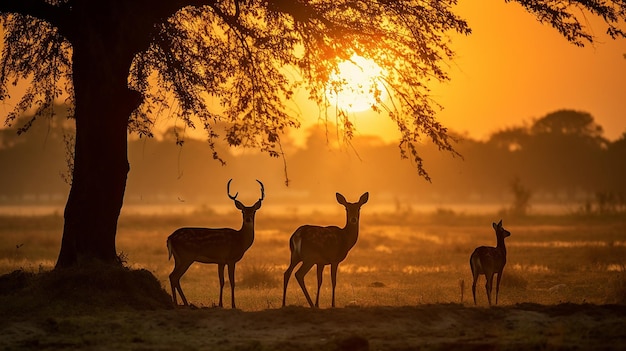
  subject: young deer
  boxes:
[283,192,369,308]
[166,179,264,308]
[469,219,511,306]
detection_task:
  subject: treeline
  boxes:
[1,108,625,212]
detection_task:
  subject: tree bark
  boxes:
[55,4,143,268]
[55,58,141,268]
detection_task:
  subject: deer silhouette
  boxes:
[283,192,369,308]
[469,219,511,305]
[167,179,264,308]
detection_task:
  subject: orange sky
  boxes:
[286,1,626,145]
[431,0,626,141]
[1,2,625,144]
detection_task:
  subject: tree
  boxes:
[509,176,532,217]
[0,106,70,198]
[531,110,606,142]
[1,1,624,269]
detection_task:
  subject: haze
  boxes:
[1,1,625,215]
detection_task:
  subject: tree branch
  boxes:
[0,0,71,36]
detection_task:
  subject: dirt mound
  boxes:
[0,266,172,316]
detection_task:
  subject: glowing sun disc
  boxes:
[328,55,387,112]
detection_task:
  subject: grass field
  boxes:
[1,209,625,350]
[2,210,626,308]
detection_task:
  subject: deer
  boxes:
[166,179,264,308]
[469,219,511,306]
[282,192,369,308]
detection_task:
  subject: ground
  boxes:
[2,303,625,350]
[1,211,625,350]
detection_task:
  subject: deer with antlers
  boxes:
[469,219,511,306]
[283,192,369,308]
[166,179,264,308]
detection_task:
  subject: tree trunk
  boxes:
[55,62,140,267]
[55,8,142,268]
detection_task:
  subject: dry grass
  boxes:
[2,212,626,350]
[1,212,625,309]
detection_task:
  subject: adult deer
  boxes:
[167,179,264,308]
[283,192,369,308]
[469,219,511,306]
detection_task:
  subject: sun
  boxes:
[327,55,387,112]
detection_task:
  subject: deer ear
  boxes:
[359,192,369,205]
[492,222,498,230]
[336,193,347,205]
[253,199,262,210]
[235,200,245,210]
[498,219,503,227]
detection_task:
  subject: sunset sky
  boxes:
[1,1,624,145]
[435,0,626,141]
[298,0,626,144]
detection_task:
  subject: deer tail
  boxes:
[289,235,295,252]
[288,231,303,258]
[469,250,480,276]
[167,238,173,261]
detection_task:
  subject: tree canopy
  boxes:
[3,1,623,178]
[1,0,478,180]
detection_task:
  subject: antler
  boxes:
[227,179,238,201]
[256,179,265,201]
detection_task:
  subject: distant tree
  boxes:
[0,104,72,149]
[529,110,608,193]
[1,1,624,269]
[531,109,607,145]
[605,132,626,194]
[488,126,529,152]
[0,108,70,197]
[509,176,532,216]
[489,110,609,153]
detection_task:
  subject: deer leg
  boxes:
[295,261,315,308]
[495,271,503,305]
[169,260,192,307]
[228,263,236,309]
[169,272,179,306]
[283,257,300,307]
[471,271,479,305]
[218,263,225,308]
[315,264,324,308]
[470,255,480,305]
[485,273,494,306]
[330,263,338,308]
